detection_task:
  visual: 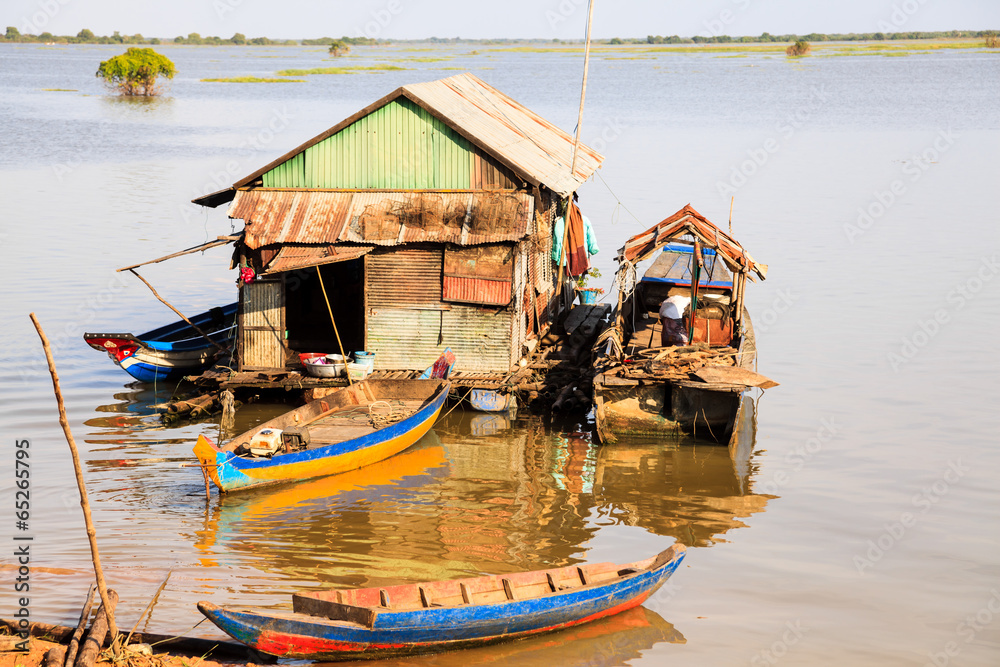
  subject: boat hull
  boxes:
[594,381,744,443]
[115,345,229,383]
[193,380,450,493]
[594,312,755,445]
[85,303,237,383]
[198,545,685,661]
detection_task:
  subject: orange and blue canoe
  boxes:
[192,378,450,494]
[197,544,686,661]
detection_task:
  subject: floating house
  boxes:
[194,73,603,377]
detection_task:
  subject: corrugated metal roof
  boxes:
[262,244,374,275]
[402,74,604,196]
[230,189,534,249]
[618,204,768,280]
[195,73,603,207]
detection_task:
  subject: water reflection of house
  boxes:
[193,73,603,375]
[189,413,768,594]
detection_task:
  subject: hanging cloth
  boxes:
[565,202,591,278]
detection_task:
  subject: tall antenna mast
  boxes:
[570,0,596,178]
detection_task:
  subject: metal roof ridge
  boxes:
[195,73,604,208]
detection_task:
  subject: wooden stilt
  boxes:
[200,465,211,501]
[75,589,118,667]
[63,584,96,667]
[29,314,120,658]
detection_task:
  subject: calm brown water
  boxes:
[1,43,999,666]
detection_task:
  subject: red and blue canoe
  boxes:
[84,302,237,383]
[193,378,451,494]
[197,544,686,661]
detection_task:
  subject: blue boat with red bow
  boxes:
[197,543,686,661]
[84,303,237,383]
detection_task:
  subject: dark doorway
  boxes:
[284,259,365,356]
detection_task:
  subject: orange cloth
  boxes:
[565,202,590,278]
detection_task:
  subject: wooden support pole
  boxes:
[127,269,226,352]
[76,589,118,667]
[570,0,596,177]
[29,315,120,658]
[63,584,96,667]
[315,265,353,386]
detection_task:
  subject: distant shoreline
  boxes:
[3,28,998,47]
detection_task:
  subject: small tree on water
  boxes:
[96,48,176,96]
[328,40,350,56]
[786,40,811,56]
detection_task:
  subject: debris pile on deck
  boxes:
[597,344,739,383]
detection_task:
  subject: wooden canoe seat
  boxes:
[502,578,516,601]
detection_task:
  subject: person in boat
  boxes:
[659,294,691,346]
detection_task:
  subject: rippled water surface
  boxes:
[1,43,999,666]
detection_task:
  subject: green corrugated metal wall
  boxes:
[262,99,475,189]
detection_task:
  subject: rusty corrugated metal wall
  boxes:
[365,247,514,372]
[240,279,285,370]
[261,98,517,190]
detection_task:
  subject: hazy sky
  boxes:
[5,0,998,40]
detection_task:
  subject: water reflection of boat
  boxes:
[197,544,686,661]
[195,442,450,568]
[592,414,768,547]
[353,605,683,667]
[189,409,769,611]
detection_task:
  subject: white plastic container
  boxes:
[346,362,372,381]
